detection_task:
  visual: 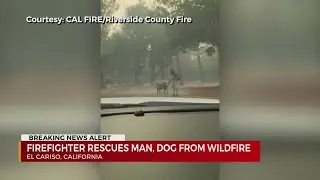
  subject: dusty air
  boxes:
[101,0,219,99]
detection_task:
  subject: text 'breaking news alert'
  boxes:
[25,16,193,25]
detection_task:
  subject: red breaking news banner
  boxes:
[19,141,260,162]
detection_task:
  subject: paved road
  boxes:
[101,85,219,99]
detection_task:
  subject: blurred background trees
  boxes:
[101,0,219,85]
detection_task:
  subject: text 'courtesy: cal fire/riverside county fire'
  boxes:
[25,16,193,25]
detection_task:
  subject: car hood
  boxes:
[101,97,219,104]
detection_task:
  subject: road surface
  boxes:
[101,84,219,99]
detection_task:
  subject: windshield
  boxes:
[101,0,219,100]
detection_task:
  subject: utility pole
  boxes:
[146,44,153,85]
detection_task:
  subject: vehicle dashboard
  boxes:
[99,104,319,180]
[99,104,220,180]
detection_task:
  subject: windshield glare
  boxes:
[101,0,219,100]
